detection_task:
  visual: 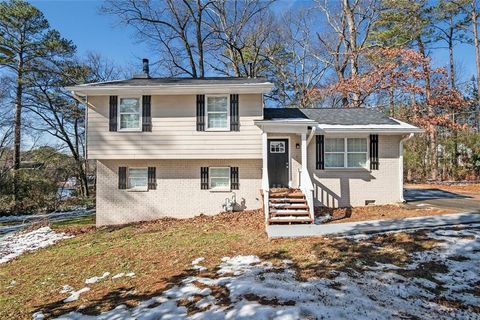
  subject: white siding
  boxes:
[87,94,263,159]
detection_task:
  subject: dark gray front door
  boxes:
[268,139,289,188]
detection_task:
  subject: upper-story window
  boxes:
[325,137,368,168]
[119,97,141,131]
[206,95,229,130]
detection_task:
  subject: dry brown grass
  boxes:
[318,204,451,224]
[0,210,448,319]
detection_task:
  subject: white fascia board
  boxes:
[65,83,274,96]
[255,119,317,134]
[316,123,424,134]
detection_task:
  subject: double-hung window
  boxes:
[209,167,230,190]
[206,95,229,130]
[325,138,368,168]
[128,168,148,189]
[119,97,141,131]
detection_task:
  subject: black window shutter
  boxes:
[118,166,127,189]
[316,135,325,170]
[109,96,118,132]
[200,167,209,189]
[147,167,156,190]
[231,167,239,189]
[230,94,239,131]
[370,134,379,170]
[196,95,205,131]
[142,95,152,132]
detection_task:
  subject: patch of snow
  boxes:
[85,272,110,284]
[111,273,125,279]
[192,257,207,271]
[43,226,480,320]
[63,287,90,303]
[0,227,72,264]
[60,285,73,293]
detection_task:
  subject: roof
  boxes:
[74,77,270,87]
[66,77,273,96]
[264,107,399,125]
[260,107,423,134]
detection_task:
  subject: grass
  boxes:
[0,210,457,319]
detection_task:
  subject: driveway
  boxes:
[403,187,480,213]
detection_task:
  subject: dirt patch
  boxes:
[317,204,451,224]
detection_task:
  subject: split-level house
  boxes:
[67,60,422,226]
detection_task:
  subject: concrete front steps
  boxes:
[268,189,313,224]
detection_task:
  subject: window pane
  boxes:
[347,138,367,152]
[325,138,344,152]
[210,177,230,188]
[207,96,228,112]
[208,112,228,128]
[347,153,367,168]
[325,153,344,167]
[210,168,230,177]
[129,168,147,188]
[120,98,140,113]
[120,114,140,129]
[210,167,230,189]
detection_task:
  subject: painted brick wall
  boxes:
[96,159,262,226]
[308,134,402,207]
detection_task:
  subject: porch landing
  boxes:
[266,211,480,238]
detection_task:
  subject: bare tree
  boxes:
[102,0,213,77]
[206,0,273,77]
[315,0,380,107]
[265,10,328,108]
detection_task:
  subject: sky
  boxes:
[30,0,478,84]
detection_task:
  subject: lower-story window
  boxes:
[128,168,148,189]
[209,167,230,190]
[325,137,368,168]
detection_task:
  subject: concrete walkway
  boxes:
[266,212,480,238]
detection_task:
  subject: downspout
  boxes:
[306,126,317,145]
[399,133,414,202]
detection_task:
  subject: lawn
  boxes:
[0,210,479,319]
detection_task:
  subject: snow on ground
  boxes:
[63,287,91,303]
[36,225,480,320]
[0,208,94,236]
[85,272,110,284]
[0,227,72,264]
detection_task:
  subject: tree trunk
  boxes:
[417,38,438,181]
[195,0,204,78]
[13,55,24,205]
[473,0,480,102]
[343,0,360,107]
[448,17,458,179]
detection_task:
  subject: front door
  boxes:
[268,139,289,188]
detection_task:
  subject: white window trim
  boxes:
[209,167,231,192]
[205,94,230,131]
[127,167,148,191]
[118,96,142,132]
[324,137,369,169]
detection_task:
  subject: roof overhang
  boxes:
[255,119,317,134]
[65,82,274,96]
[315,121,424,135]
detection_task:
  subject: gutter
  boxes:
[399,133,415,202]
[65,83,274,95]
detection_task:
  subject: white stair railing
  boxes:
[261,169,270,224]
[299,168,315,223]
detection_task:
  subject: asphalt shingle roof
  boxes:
[82,77,269,87]
[264,108,400,125]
